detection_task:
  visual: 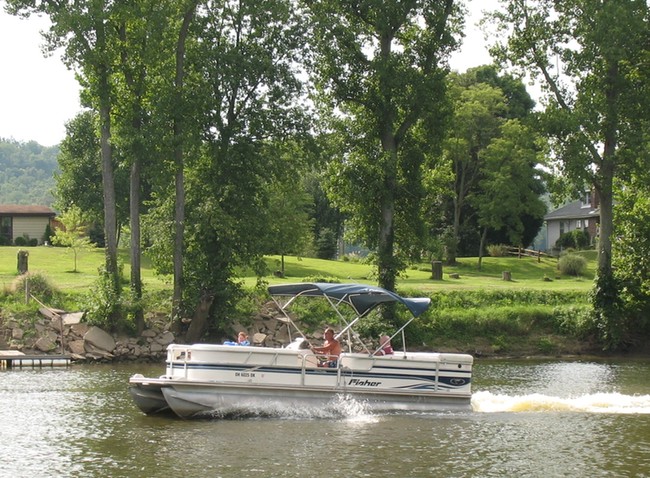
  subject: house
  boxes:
[0,205,56,246]
[544,192,599,252]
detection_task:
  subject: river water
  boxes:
[1,359,649,478]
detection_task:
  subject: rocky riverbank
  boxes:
[0,308,174,362]
[3,302,641,362]
[0,302,322,362]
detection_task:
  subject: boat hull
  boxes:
[128,374,171,415]
[128,378,472,418]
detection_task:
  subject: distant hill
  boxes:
[0,138,58,206]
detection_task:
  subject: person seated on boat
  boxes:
[224,331,250,346]
[311,327,342,367]
[375,335,394,356]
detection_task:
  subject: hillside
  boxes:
[0,138,58,206]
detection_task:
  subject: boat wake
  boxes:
[199,395,378,421]
[472,390,650,414]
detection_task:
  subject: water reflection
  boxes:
[1,360,649,477]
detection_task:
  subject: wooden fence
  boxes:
[506,247,550,263]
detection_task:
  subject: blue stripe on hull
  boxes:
[168,362,471,388]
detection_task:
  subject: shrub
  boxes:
[43,224,54,244]
[84,264,130,332]
[11,271,59,303]
[14,236,27,246]
[558,253,587,276]
[487,244,509,257]
[28,238,38,247]
[315,228,337,260]
[301,276,340,284]
[556,229,590,250]
[553,304,596,339]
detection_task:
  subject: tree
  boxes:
[8,0,124,326]
[143,0,310,341]
[51,206,94,273]
[489,0,649,349]
[265,180,315,275]
[434,66,541,263]
[308,0,462,293]
[442,80,507,264]
[54,111,130,247]
[111,0,172,333]
[474,119,546,269]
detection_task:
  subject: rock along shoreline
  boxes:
[1,309,173,363]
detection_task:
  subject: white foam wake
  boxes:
[203,394,378,422]
[472,390,650,414]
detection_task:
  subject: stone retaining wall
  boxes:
[0,310,174,362]
[0,302,335,362]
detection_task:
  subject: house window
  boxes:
[559,221,565,235]
[576,219,582,228]
[0,216,11,244]
[581,192,591,207]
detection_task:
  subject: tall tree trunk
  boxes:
[377,142,398,294]
[98,68,121,326]
[171,5,196,335]
[118,21,146,333]
[477,226,488,271]
[596,59,618,280]
[130,156,144,333]
[449,194,461,266]
[185,293,214,343]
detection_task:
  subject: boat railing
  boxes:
[298,352,346,386]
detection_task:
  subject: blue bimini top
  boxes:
[267,282,431,318]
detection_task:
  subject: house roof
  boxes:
[544,200,599,221]
[0,205,56,217]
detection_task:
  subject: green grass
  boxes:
[0,246,170,296]
[0,246,595,295]
[260,254,595,293]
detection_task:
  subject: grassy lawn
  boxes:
[0,246,170,295]
[0,246,596,296]
[261,253,595,293]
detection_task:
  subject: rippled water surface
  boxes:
[1,359,649,477]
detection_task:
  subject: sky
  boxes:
[0,1,496,147]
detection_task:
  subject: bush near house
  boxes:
[13,236,38,247]
[558,252,588,276]
[556,229,590,250]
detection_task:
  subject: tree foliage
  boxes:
[308,0,463,293]
[435,66,543,264]
[475,119,546,267]
[488,0,650,350]
[141,0,311,340]
[611,174,650,348]
[51,205,94,273]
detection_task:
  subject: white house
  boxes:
[544,192,599,252]
[0,205,56,245]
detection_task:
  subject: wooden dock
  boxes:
[0,350,71,369]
